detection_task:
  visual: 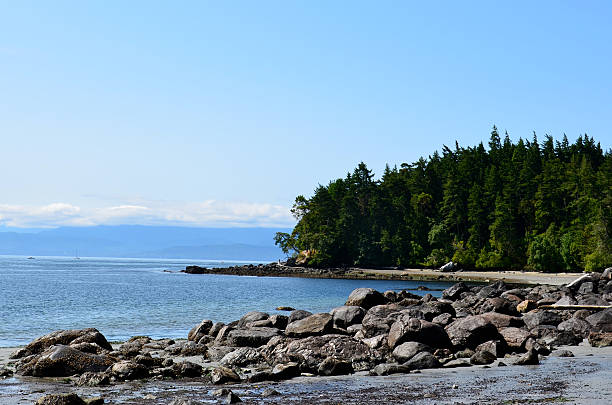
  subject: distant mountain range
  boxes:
[0,225,290,261]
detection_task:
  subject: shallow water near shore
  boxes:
[0,256,455,347]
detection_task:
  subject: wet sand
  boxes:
[2,343,611,404]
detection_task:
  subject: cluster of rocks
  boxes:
[183,263,346,278]
[7,271,612,396]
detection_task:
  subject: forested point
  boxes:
[275,128,612,272]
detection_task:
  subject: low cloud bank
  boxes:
[0,200,294,228]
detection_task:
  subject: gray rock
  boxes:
[585,308,612,332]
[514,348,539,365]
[362,334,386,349]
[551,349,574,357]
[269,315,289,330]
[0,366,13,378]
[285,313,333,337]
[479,297,518,316]
[317,357,353,376]
[443,358,471,368]
[445,315,500,349]
[238,311,269,328]
[226,327,280,347]
[220,347,263,367]
[345,288,387,309]
[225,392,242,404]
[442,282,468,301]
[172,361,202,377]
[210,366,241,384]
[271,362,300,380]
[470,350,496,365]
[263,334,377,372]
[16,345,115,377]
[388,317,450,349]
[110,360,148,380]
[369,363,410,376]
[499,327,532,351]
[330,306,366,329]
[10,328,112,360]
[392,341,431,363]
[523,311,562,329]
[35,393,86,405]
[588,331,612,347]
[288,310,313,324]
[188,319,213,341]
[557,317,591,338]
[169,399,204,405]
[207,346,236,362]
[403,352,440,370]
[475,340,506,358]
[261,388,281,397]
[432,313,453,326]
[76,371,110,387]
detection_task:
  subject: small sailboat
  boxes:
[75,249,80,260]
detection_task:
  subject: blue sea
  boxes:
[0,256,454,347]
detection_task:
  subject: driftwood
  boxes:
[566,274,592,288]
[538,304,612,310]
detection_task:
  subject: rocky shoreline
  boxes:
[2,269,611,404]
[181,262,583,285]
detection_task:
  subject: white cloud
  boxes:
[0,200,294,228]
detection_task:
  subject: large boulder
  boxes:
[188,320,213,341]
[479,297,518,316]
[470,350,497,365]
[317,357,353,376]
[588,332,612,347]
[361,304,404,338]
[285,313,333,337]
[557,318,592,338]
[403,352,440,370]
[392,341,431,363]
[388,317,451,349]
[445,315,500,349]
[478,312,524,329]
[110,360,148,380]
[442,282,469,301]
[35,393,87,405]
[345,288,387,309]
[210,366,241,384]
[288,310,312,324]
[16,345,115,377]
[220,347,263,367]
[10,329,112,359]
[264,334,378,372]
[419,301,456,321]
[238,311,269,328]
[522,310,562,329]
[585,308,612,332]
[226,327,280,347]
[499,327,532,351]
[330,306,366,329]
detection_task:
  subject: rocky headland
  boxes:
[2,269,612,404]
[181,262,583,285]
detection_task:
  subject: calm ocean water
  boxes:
[0,256,455,347]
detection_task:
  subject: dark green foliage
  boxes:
[276,130,612,272]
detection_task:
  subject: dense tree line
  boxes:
[275,129,612,272]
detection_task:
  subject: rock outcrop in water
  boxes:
[7,272,612,389]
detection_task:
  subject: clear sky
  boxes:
[1,1,611,228]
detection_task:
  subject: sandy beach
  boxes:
[352,268,583,285]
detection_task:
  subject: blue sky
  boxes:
[1,1,611,228]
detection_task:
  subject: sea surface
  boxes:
[0,256,455,347]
